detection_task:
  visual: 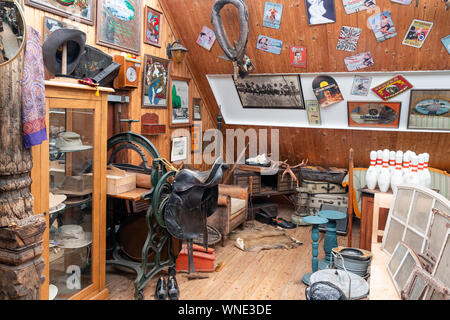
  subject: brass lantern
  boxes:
[166,39,188,63]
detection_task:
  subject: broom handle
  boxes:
[347,148,354,247]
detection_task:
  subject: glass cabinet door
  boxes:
[48,107,95,300]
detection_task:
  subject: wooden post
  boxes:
[347,148,354,247]
[0,44,46,299]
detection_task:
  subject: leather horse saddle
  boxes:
[164,157,228,273]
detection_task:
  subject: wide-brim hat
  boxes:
[54,225,92,249]
[42,28,86,75]
[55,131,92,152]
[49,192,67,213]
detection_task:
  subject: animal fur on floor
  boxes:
[228,221,302,252]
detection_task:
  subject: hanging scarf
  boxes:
[22,26,47,149]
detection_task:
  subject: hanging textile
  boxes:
[22,26,47,149]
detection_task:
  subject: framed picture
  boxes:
[142,55,170,108]
[43,16,79,41]
[170,76,191,127]
[233,74,305,109]
[193,98,202,120]
[305,0,336,25]
[171,136,188,162]
[144,6,162,47]
[191,123,201,154]
[25,0,95,25]
[407,89,450,131]
[347,101,401,128]
[96,0,141,55]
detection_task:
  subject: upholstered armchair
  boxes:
[207,184,248,245]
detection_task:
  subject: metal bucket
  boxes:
[331,247,372,277]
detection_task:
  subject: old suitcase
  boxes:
[300,166,347,184]
[307,193,348,216]
[301,179,347,195]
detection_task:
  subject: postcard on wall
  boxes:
[344,51,374,71]
[342,0,376,14]
[390,0,412,5]
[402,19,433,49]
[256,35,283,55]
[305,100,321,126]
[263,2,283,29]
[442,35,450,55]
[196,26,216,51]
[368,11,397,42]
[351,75,372,96]
[371,75,413,101]
[312,75,344,108]
[290,46,306,68]
[336,26,362,52]
[305,0,336,25]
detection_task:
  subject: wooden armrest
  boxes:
[218,194,228,206]
[219,184,248,200]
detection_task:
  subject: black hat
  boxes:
[42,28,86,75]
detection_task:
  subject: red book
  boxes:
[290,46,306,68]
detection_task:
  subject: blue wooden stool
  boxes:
[318,210,347,270]
[301,215,329,285]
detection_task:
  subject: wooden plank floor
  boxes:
[106,203,360,300]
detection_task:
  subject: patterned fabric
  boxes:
[22,26,47,149]
[429,168,450,200]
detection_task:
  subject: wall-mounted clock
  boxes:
[113,55,141,89]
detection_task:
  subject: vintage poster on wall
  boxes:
[305,0,336,25]
[390,0,412,5]
[25,0,95,25]
[171,136,188,162]
[442,35,450,54]
[196,26,216,51]
[402,19,433,49]
[256,35,283,54]
[368,11,397,42]
[290,46,306,67]
[142,55,170,108]
[263,2,283,29]
[43,16,78,41]
[312,75,344,108]
[170,77,191,126]
[96,0,141,55]
[305,100,321,125]
[371,75,413,101]
[336,26,362,52]
[407,89,450,131]
[344,51,374,71]
[351,75,372,96]
[348,101,401,128]
[144,6,162,47]
[233,74,305,109]
[342,0,376,14]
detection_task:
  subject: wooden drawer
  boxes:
[233,173,261,194]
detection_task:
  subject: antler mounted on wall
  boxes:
[211,0,255,78]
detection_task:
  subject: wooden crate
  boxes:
[233,170,261,194]
[277,168,301,192]
[106,166,136,196]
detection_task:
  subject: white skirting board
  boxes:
[206,71,450,133]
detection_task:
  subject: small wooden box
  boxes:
[106,166,136,195]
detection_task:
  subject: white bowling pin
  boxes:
[402,151,411,180]
[378,150,391,192]
[389,151,396,174]
[417,154,426,187]
[391,153,404,193]
[423,153,431,188]
[376,150,383,174]
[407,155,420,185]
[366,151,378,190]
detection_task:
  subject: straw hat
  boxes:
[54,224,92,249]
[49,192,67,213]
[55,132,92,152]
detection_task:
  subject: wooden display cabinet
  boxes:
[31,80,114,300]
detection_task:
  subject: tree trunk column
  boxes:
[0,50,45,299]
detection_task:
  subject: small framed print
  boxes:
[171,136,188,162]
[144,6,162,47]
[170,76,191,127]
[407,89,450,131]
[193,98,202,120]
[348,101,401,128]
[142,55,170,108]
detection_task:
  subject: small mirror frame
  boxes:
[0,0,27,67]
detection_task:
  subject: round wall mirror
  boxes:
[0,0,26,66]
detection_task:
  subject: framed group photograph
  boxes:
[193,98,202,120]
[142,55,170,108]
[233,74,305,109]
[144,6,162,47]
[347,101,401,128]
[407,89,450,131]
[171,136,188,162]
[170,76,191,127]
[96,0,141,55]
[25,0,95,25]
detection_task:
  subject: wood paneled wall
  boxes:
[24,0,217,170]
